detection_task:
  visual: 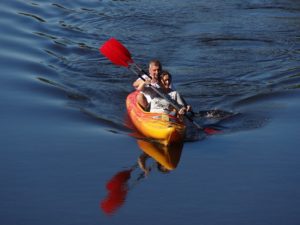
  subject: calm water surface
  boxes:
[1,0,300,224]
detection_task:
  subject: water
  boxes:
[1,0,300,224]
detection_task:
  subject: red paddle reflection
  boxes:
[100,169,132,215]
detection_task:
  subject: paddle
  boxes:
[99,38,220,134]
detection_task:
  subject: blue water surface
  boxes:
[1,0,300,224]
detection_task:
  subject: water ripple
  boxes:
[18,12,46,22]
[2,0,300,132]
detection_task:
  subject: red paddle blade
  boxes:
[100,38,133,67]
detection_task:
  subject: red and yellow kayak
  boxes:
[126,91,186,146]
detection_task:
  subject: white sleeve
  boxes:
[169,91,185,107]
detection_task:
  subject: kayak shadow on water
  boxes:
[100,139,184,216]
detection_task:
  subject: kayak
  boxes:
[137,140,183,170]
[126,91,186,146]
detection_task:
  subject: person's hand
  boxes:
[178,107,187,115]
[186,105,192,112]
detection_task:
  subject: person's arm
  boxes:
[133,78,143,89]
[174,91,192,114]
[138,153,150,176]
[133,74,150,89]
[173,91,185,107]
[136,79,151,91]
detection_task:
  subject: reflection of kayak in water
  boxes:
[137,139,183,171]
[100,140,183,215]
[126,91,186,146]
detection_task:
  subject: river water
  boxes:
[1,0,300,224]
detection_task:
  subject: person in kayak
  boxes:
[158,70,192,115]
[137,70,191,117]
[133,59,162,110]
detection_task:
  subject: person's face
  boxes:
[161,74,171,89]
[149,64,160,80]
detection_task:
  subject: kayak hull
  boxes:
[126,91,186,146]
